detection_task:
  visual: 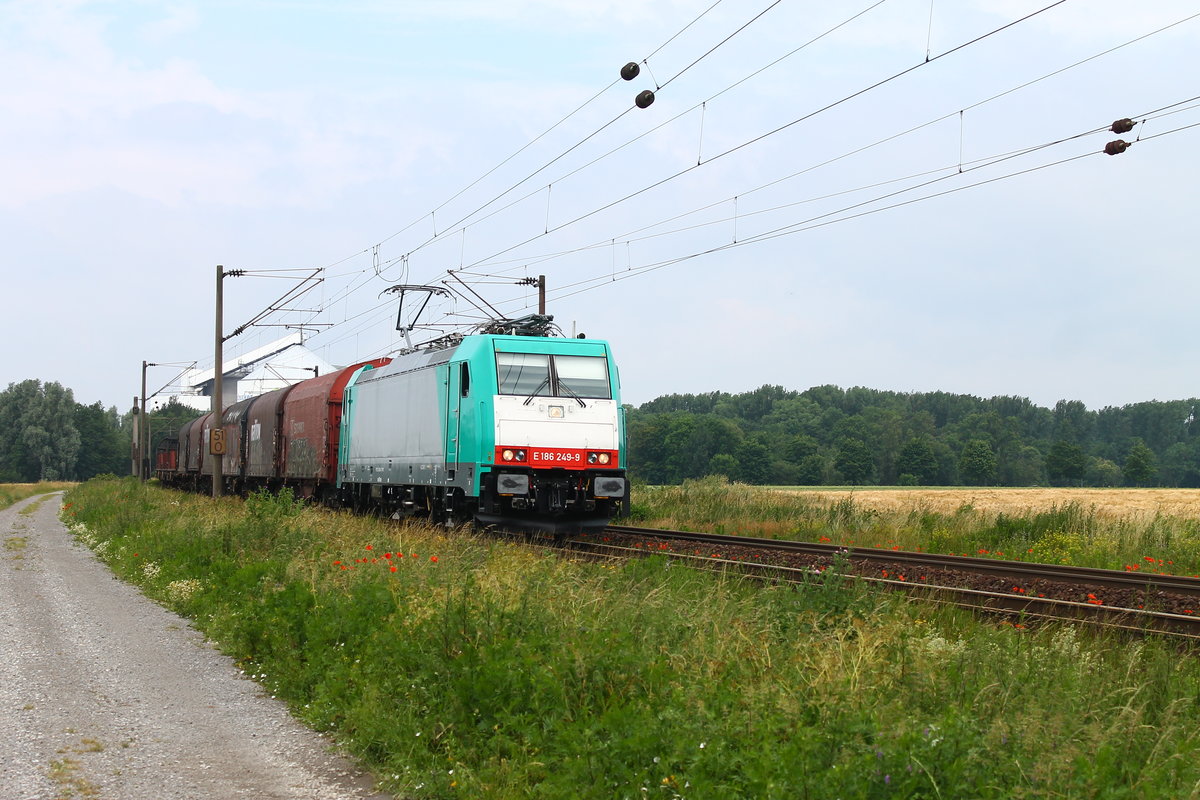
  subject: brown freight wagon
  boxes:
[215,396,256,494]
[243,385,295,491]
[180,412,212,489]
[154,438,178,473]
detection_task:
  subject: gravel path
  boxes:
[0,493,389,800]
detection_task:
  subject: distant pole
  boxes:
[131,395,140,477]
[213,264,224,498]
[537,274,546,315]
[140,361,149,481]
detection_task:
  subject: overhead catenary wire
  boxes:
[458,92,1200,278]
[222,0,741,354]
[337,108,1195,366]
[261,0,917,342]
[297,10,1196,359]
[432,104,1197,320]
[229,4,1197,368]
[541,121,1197,305]
[384,0,899,273]
[655,0,784,92]
[341,0,741,273]
[309,3,1197,303]
[440,0,1073,278]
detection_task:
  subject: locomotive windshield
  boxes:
[496,352,611,399]
[554,355,610,398]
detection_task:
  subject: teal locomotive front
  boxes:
[337,333,628,532]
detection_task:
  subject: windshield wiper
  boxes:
[522,376,551,405]
[558,381,587,408]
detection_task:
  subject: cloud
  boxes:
[137,2,199,43]
[0,3,454,208]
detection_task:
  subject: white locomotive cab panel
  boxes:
[493,395,619,450]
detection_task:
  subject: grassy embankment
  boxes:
[0,481,74,510]
[633,477,1200,576]
[62,477,1200,799]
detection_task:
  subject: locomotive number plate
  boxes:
[531,449,584,464]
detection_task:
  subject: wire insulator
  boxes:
[635,90,656,109]
[1110,118,1135,134]
[620,62,640,81]
[1104,139,1129,156]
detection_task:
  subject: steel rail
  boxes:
[601,524,1200,596]
[572,534,1200,639]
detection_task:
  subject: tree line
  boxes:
[626,385,1200,487]
[0,381,205,483]
[0,379,128,482]
[5,377,1197,488]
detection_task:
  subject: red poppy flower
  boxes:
[430,556,438,563]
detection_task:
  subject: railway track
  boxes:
[559,524,1200,640]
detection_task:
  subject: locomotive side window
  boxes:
[460,362,470,397]
[554,355,611,399]
[497,352,550,395]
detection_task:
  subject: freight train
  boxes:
[155,323,629,533]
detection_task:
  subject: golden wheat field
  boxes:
[774,487,1200,520]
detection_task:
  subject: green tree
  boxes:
[1160,441,1200,488]
[1123,438,1157,486]
[73,402,127,479]
[959,439,997,486]
[1086,457,1122,487]
[896,437,938,485]
[706,453,738,478]
[734,436,772,484]
[0,379,81,481]
[1046,440,1087,486]
[834,438,874,485]
[1004,445,1046,486]
[796,453,826,485]
[784,434,819,464]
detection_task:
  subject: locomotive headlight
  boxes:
[515,449,527,461]
[597,452,611,465]
[548,405,565,419]
[587,452,598,464]
[502,449,515,461]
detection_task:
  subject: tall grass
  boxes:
[636,477,1200,575]
[63,477,1200,799]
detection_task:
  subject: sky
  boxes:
[1,0,1198,414]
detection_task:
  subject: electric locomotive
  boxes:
[338,325,628,532]
[155,318,629,533]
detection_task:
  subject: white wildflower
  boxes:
[166,579,202,602]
